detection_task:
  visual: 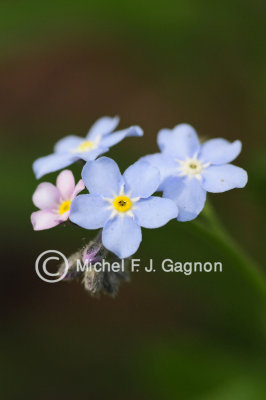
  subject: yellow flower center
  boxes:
[77,140,95,152]
[113,196,132,212]
[59,200,71,215]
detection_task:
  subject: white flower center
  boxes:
[177,157,209,180]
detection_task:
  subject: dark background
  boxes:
[0,1,265,399]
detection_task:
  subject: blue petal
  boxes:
[86,116,120,140]
[202,164,248,193]
[77,146,110,161]
[199,139,242,165]
[123,160,160,198]
[163,177,206,221]
[157,124,200,159]
[70,194,111,229]
[81,157,124,197]
[54,135,84,153]
[134,196,178,228]
[140,153,178,190]
[33,153,78,179]
[102,215,142,258]
[100,126,143,148]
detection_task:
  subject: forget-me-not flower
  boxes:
[33,116,143,179]
[141,124,248,221]
[31,170,85,230]
[70,157,178,258]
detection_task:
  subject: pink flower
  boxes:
[31,170,85,230]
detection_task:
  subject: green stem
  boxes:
[187,201,266,300]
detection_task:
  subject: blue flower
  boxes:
[70,157,178,258]
[33,116,143,179]
[141,124,248,222]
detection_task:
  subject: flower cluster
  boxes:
[31,116,248,295]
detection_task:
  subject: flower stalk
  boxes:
[188,201,266,300]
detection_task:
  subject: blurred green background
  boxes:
[1,1,266,399]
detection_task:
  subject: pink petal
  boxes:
[61,210,70,220]
[31,210,61,231]
[32,183,60,210]
[71,179,85,199]
[56,170,75,200]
